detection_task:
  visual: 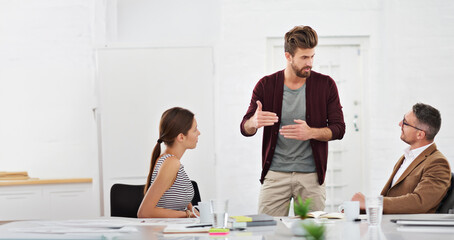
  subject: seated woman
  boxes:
[138,107,200,218]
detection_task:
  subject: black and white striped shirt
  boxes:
[151,154,194,211]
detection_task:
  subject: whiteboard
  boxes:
[96,47,215,214]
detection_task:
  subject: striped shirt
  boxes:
[151,154,194,211]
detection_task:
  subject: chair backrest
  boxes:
[436,172,454,213]
[191,180,202,206]
[110,183,145,218]
[110,180,202,218]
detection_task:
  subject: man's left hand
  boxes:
[351,192,366,210]
[279,119,313,141]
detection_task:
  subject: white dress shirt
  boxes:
[391,142,434,186]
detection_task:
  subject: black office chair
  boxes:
[436,172,454,213]
[191,180,202,206]
[110,183,145,218]
[110,180,202,218]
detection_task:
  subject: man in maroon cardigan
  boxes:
[240,26,345,216]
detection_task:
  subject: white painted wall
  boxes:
[0,0,100,215]
[216,0,454,214]
[1,0,453,217]
[114,0,220,46]
[217,0,383,215]
[368,0,454,195]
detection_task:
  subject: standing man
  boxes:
[240,25,345,216]
[352,103,451,214]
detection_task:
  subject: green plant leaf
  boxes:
[302,221,325,240]
[294,196,312,219]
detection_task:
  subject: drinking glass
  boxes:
[210,199,229,228]
[366,195,383,226]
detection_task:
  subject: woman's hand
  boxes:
[191,208,200,218]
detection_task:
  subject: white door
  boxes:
[267,37,367,212]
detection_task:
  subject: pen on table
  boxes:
[186,224,212,228]
[230,227,246,231]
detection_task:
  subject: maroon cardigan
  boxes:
[240,70,345,185]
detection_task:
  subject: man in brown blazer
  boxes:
[352,103,451,214]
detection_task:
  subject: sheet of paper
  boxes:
[0,219,138,239]
[163,224,210,234]
[397,226,454,233]
[137,218,199,225]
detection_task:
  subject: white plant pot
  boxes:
[291,219,312,236]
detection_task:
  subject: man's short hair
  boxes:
[284,25,318,56]
[413,103,441,140]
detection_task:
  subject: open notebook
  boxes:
[307,211,344,219]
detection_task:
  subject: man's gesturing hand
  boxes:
[279,119,313,141]
[251,100,278,129]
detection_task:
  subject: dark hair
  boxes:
[144,107,195,194]
[412,103,441,140]
[284,25,318,56]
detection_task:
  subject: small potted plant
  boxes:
[291,197,312,235]
[294,197,312,219]
[302,221,326,240]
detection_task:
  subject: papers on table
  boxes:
[0,218,205,239]
[391,219,454,226]
[0,219,139,239]
[138,218,198,225]
[392,218,454,233]
[163,224,210,234]
[397,226,454,233]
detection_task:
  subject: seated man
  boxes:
[352,103,451,214]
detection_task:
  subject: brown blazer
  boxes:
[380,143,451,214]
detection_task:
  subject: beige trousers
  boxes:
[258,170,326,216]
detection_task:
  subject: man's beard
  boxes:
[292,63,311,78]
[400,132,413,145]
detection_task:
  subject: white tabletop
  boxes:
[1,214,453,239]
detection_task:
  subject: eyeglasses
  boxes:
[402,115,425,131]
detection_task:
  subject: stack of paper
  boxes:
[0,171,30,180]
[393,218,454,233]
[230,214,277,227]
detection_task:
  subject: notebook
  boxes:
[229,214,277,227]
[391,219,454,226]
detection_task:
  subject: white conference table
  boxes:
[1,214,453,240]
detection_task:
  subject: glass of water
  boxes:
[210,199,229,228]
[366,195,383,226]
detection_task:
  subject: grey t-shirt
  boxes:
[269,84,316,173]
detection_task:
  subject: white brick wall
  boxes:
[0,0,98,180]
[217,0,454,214]
[0,0,101,217]
[1,0,453,216]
